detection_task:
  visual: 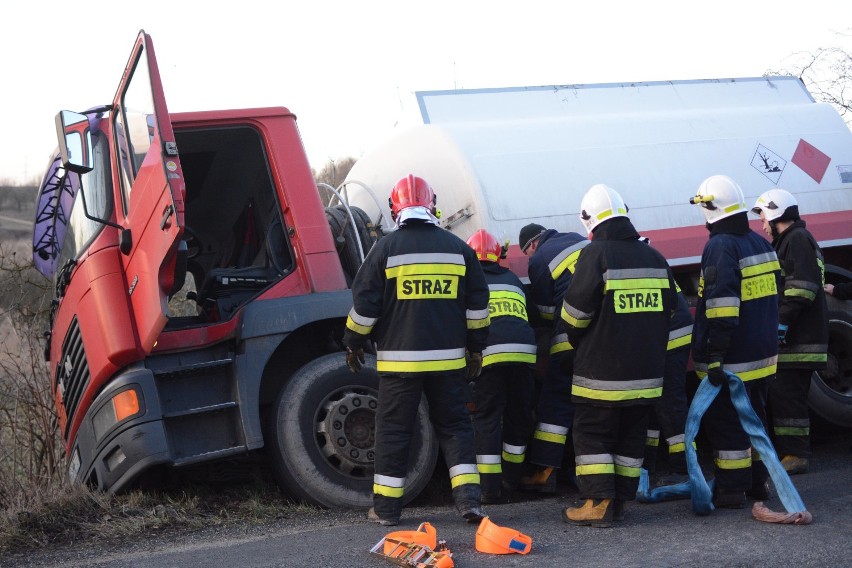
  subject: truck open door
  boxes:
[112,30,186,352]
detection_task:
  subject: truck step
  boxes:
[163,401,237,419]
[152,357,234,379]
[173,446,249,467]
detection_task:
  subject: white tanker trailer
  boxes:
[340,76,852,428]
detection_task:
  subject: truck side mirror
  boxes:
[56,110,94,174]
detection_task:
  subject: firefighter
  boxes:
[342,174,491,526]
[751,189,828,475]
[465,229,537,503]
[689,174,781,508]
[516,222,590,492]
[644,279,694,485]
[561,184,677,527]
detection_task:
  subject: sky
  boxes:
[1,0,850,186]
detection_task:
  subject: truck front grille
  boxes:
[57,318,90,440]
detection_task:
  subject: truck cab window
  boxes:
[114,45,155,214]
[57,132,113,269]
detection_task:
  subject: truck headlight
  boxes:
[93,388,143,441]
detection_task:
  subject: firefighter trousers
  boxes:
[701,378,770,492]
[573,403,650,501]
[644,349,690,474]
[769,367,812,458]
[373,371,480,520]
[471,363,536,495]
[528,352,574,469]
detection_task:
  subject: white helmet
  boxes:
[579,184,628,234]
[751,189,799,222]
[690,175,747,224]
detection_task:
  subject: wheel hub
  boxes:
[318,389,378,473]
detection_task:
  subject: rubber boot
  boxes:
[519,466,557,493]
[367,507,399,526]
[454,484,486,523]
[713,488,746,509]
[780,455,809,475]
[613,499,625,522]
[562,499,613,528]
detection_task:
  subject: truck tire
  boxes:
[808,302,852,428]
[269,352,439,509]
[325,205,380,285]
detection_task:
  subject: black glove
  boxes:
[466,352,483,380]
[707,355,725,387]
[346,347,365,373]
[778,324,789,346]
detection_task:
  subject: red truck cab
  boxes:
[32,31,438,508]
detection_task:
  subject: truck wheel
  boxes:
[808,304,852,428]
[269,352,439,509]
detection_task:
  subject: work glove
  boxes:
[346,347,365,373]
[706,354,726,387]
[466,352,483,380]
[778,324,789,346]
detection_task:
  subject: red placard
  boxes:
[791,139,830,183]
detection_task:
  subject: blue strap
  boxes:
[645,371,809,515]
[726,374,808,513]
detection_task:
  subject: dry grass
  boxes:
[0,231,324,556]
[0,481,319,554]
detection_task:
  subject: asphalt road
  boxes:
[13,432,851,568]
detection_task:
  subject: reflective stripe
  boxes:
[449,463,480,488]
[476,454,502,474]
[646,429,660,447]
[533,422,569,444]
[561,301,594,328]
[467,308,491,330]
[714,449,752,470]
[482,343,537,366]
[778,353,828,364]
[668,324,693,351]
[739,252,781,276]
[488,283,526,298]
[549,241,590,279]
[502,443,526,464]
[774,418,810,436]
[575,453,615,476]
[549,333,573,355]
[387,253,464,270]
[614,455,643,478]
[666,434,693,454]
[783,288,816,300]
[604,268,671,291]
[373,474,405,498]
[345,307,378,335]
[377,348,466,373]
[572,375,663,402]
[537,304,555,320]
[695,356,777,382]
[774,426,810,436]
[778,343,828,364]
[706,296,740,319]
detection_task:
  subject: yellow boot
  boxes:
[562,499,613,528]
[519,466,557,493]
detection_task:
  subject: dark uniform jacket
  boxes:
[774,220,828,370]
[527,229,590,355]
[343,221,490,376]
[480,263,537,368]
[560,217,677,406]
[692,214,781,381]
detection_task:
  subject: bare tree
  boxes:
[313,157,357,205]
[769,31,852,124]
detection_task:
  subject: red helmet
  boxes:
[466,229,502,263]
[389,174,436,219]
